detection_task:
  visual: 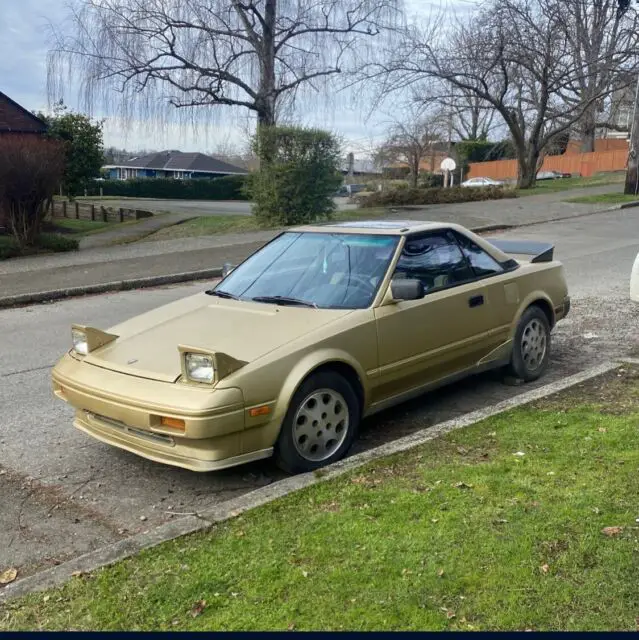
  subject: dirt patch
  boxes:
[0,465,123,580]
[533,365,639,413]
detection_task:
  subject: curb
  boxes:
[0,268,223,309]
[0,223,506,310]
[0,360,621,604]
[617,200,639,210]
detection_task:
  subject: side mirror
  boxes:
[390,278,424,301]
[222,262,235,278]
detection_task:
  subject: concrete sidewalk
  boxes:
[78,212,195,249]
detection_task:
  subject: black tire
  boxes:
[507,305,551,382]
[274,370,360,474]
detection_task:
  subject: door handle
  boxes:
[468,295,484,308]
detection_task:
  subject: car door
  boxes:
[373,231,494,404]
[452,230,515,348]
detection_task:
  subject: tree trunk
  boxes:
[516,148,539,189]
[580,104,597,153]
[410,155,419,188]
[255,0,277,165]
[625,147,639,195]
[625,77,639,195]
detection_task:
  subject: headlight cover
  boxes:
[71,328,88,355]
[185,353,215,383]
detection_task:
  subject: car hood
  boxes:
[83,293,352,382]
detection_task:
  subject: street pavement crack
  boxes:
[2,364,54,377]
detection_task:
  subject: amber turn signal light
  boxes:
[249,405,271,418]
[160,416,186,430]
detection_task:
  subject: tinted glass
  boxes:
[214,232,399,309]
[454,232,504,277]
[394,233,474,292]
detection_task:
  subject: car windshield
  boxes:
[210,232,400,309]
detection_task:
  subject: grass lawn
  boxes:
[144,208,389,242]
[563,192,639,205]
[518,172,626,196]
[2,367,638,631]
[46,219,113,236]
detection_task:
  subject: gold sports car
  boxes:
[52,221,570,474]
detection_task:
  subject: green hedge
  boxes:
[0,233,78,260]
[359,185,517,207]
[90,175,249,200]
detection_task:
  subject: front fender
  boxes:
[272,348,369,430]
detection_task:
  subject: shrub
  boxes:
[38,233,79,253]
[359,185,518,208]
[91,174,249,200]
[0,236,20,260]
[0,136,65,248]
[250,126,342,226]
[0,232,78,260]
[418,172,444,189]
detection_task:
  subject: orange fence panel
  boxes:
[468,148,628,180]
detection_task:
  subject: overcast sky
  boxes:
[0,0,444,156]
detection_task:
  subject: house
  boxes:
[0,91,47,136]
[103,150,248,180]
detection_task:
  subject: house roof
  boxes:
[105,150,248,175]
[0,92,48,134]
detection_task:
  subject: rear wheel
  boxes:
[275,371,360,474]
[507,305,551,382]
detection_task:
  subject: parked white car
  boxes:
[461,177,505,188]
[631,251,639,302]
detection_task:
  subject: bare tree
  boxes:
[48,0,401,162]
[557,0,639,152]
[424,87,496,141]
[375,109,443,187]
[371,0,637,188]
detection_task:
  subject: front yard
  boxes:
[564,192,639,205]
[518,172,626,196]
[2,366,638,631]
[143,208,389,242]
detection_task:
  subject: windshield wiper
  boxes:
[206,289,239,300]
[251,295,317,308]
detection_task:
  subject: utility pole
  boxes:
[624,74,639,195]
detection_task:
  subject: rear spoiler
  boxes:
[486,239,555,263]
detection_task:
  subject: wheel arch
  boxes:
[512,292,556,336]
[273,350,368,431]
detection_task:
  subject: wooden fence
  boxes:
[467,148,629,181]
[48,200,154,223]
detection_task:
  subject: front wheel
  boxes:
[507,305,551,382]
[274,371,360,474]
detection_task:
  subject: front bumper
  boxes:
[52,353,272,472]
[74,410,272,472]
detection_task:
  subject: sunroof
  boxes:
[329,220,426,229]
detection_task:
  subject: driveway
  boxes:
[1,208,637,577]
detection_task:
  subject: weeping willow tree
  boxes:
[48,0,402,161]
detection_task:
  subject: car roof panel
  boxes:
[290,220,447,235]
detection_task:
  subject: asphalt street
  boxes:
[1,208,638,576]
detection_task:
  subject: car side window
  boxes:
[454,232,504,277]
[394,232,474,293]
